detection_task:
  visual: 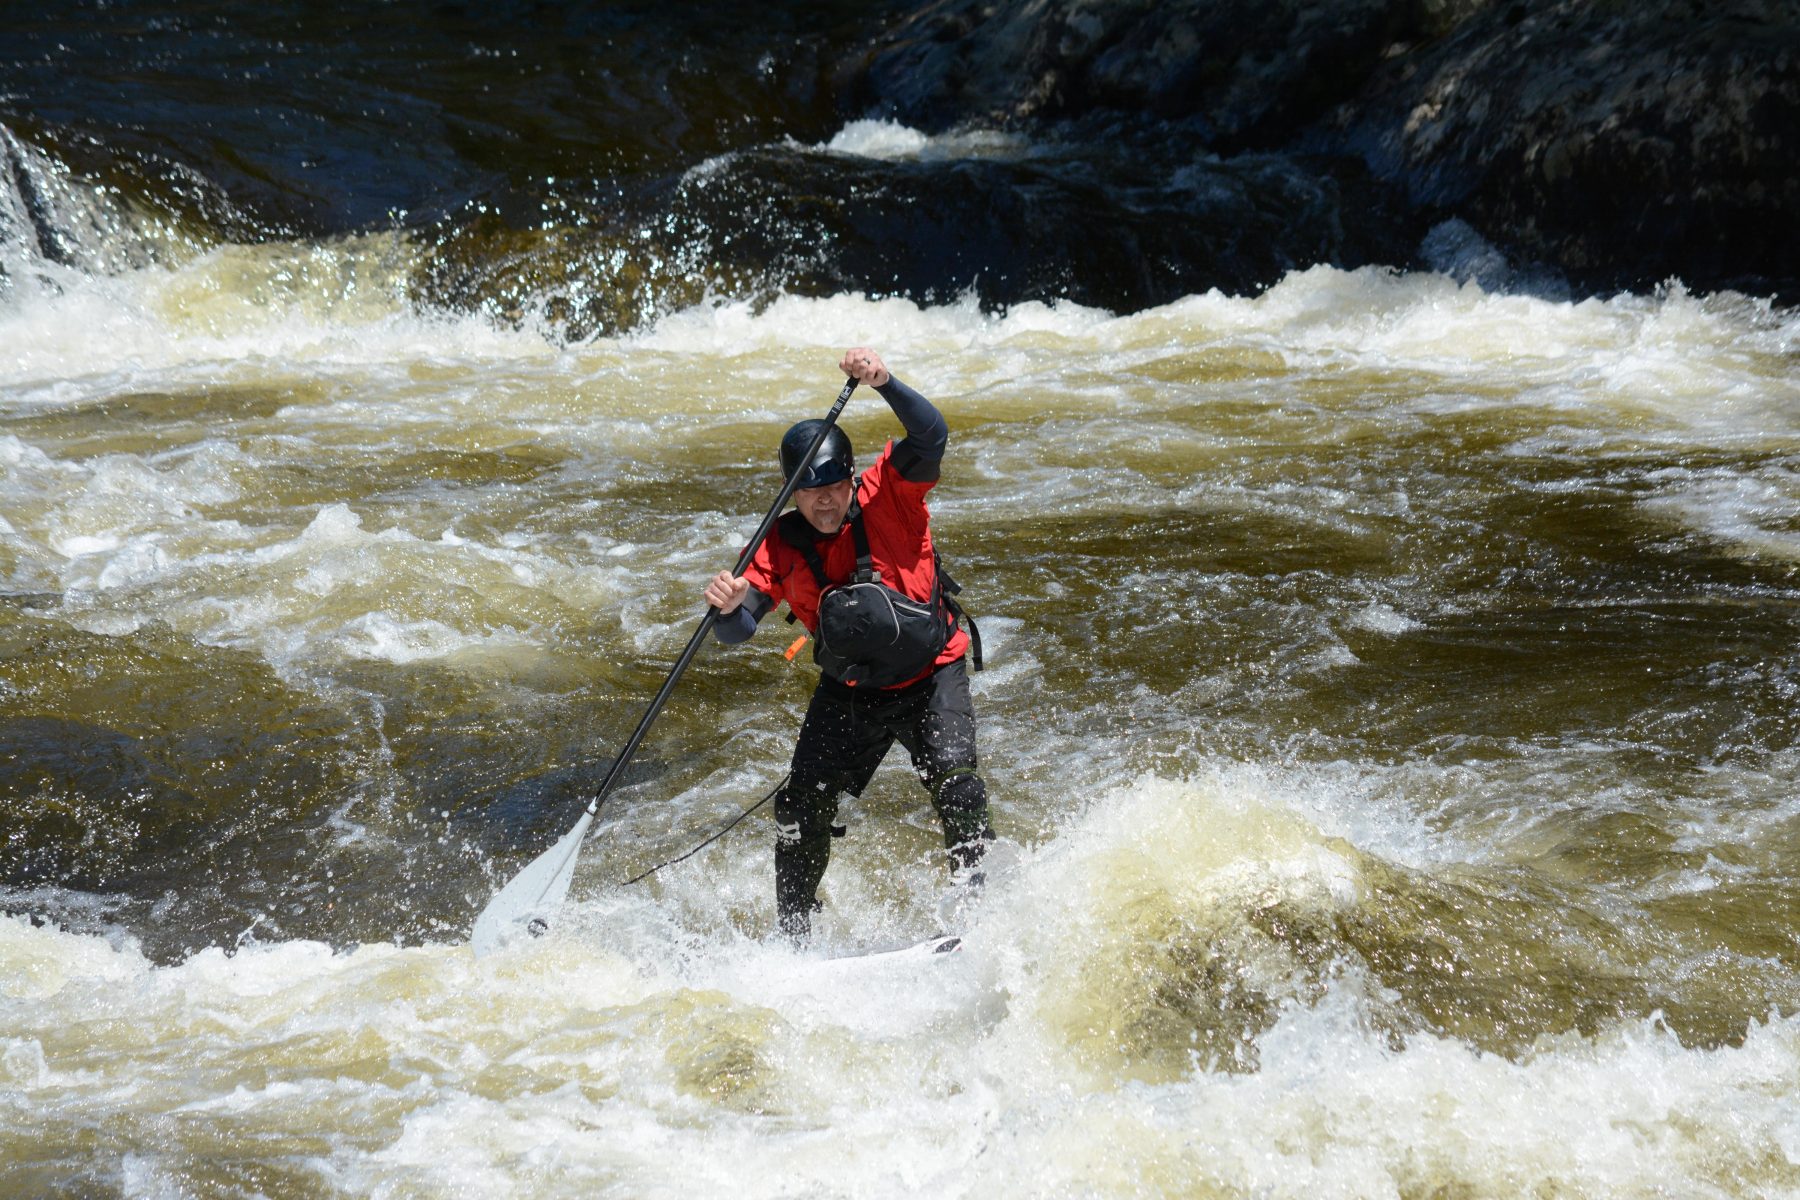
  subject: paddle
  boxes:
[470,375,859,956]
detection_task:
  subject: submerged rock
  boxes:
[0,716,206,890]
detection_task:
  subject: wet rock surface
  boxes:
[849,0,1800,299]
[1324,0,1800,295]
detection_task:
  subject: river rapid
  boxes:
[6,43,1800,1200]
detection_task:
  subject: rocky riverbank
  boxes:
[2,0,1794,329]
[851,0,1799,299]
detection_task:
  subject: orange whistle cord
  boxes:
[784,635,808,661]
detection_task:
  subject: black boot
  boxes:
[775,837,829,943]
[776,903,817,942]
[948,831,991,890]
[935,771,993,887]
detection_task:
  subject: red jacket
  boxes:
[742,441,969,688]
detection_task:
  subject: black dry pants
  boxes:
[774,657,991,935]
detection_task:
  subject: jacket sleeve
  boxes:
[711,587,773,644]
[876,375,947,483]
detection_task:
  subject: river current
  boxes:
[5,105,1800,1196]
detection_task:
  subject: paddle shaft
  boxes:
[576,376,858,819]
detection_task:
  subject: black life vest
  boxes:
[778,504,982,688]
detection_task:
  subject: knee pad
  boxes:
[934,769,991,849]
[774,782,841,845]
[935,769,987,819]
[775,838,830,933]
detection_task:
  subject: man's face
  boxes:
[794,479,853,534]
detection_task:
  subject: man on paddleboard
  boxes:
[704,348,993,940]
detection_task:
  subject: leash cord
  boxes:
[619,774,789,886]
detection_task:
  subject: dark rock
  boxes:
[7,0,1796,323]
[850,0,1800,299]
[418,133,1422,332]
[852,0,1483,148]
[702,135,1420,307]
[1322,0,1800,297]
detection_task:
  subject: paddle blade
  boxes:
[470,808,595,957]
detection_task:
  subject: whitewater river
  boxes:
[5,190,1800,1193]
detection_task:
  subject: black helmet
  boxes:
[780,420,854,488]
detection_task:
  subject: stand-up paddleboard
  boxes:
[730,933,975,1032]
[829,934,962,963]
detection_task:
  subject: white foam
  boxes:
[13,492,615,678]
[817,119,1028,163]
[1639,466,1800,561]
[1348,602,1421,635]
[619,288,1108,359]
[0,235,555,401]
[611,268,1800,440]
[9,765,1800,1200]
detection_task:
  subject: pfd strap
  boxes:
[777,509,833,590]
[846,509,878,584]
[935,555,981,671]
[779,501,876,587]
